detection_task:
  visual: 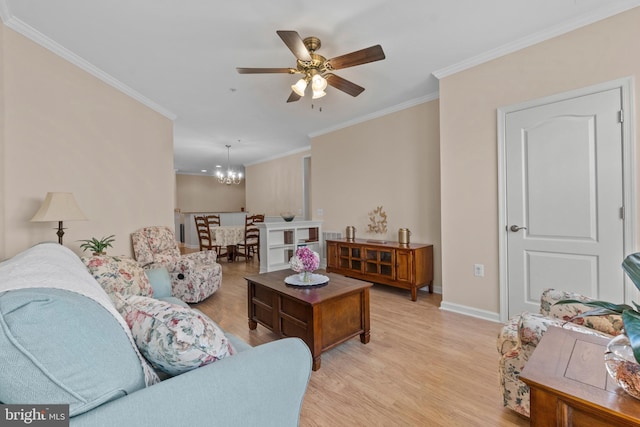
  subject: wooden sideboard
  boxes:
[520,326,640,426]
[326,238,433,301]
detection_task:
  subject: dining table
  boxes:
[210,225,245,261]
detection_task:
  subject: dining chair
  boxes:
[194,215,214,251]
[237,214,264,262]
[194,215,224,257]
[206,214,221,227]
[205,214,226,257]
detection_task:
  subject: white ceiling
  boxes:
[2,0,639,175]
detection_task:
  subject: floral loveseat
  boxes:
[0,243,311,426]
[497,288,623,417]
[131,225,221,303]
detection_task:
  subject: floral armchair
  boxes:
[131,226,222,303]
[497,288,624,417]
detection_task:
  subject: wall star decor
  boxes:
[367,206,387,234]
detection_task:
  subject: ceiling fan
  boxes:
[237,30,385,103]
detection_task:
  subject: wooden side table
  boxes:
[520,326,640,426]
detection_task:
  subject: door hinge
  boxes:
[619,109,624,123]
[620,206,625,220]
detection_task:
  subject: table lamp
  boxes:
[31,192,87,244]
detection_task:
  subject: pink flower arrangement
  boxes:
[289,247,319,273]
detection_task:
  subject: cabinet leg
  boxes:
[429,281,433,294]
[312,356,321,371]
[360,331,370,344]
[411,288,417,301]
[248,319,257,330]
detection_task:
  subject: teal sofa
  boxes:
[0,243,312,427]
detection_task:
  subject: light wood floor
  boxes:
[192,257,530,427]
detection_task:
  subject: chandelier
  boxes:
[216,145,242,185]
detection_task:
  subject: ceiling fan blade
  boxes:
[286,91,302,103]
[327,45,386,70]
[325,74,365,97]
[276,30,312,61]
[236,67,296,74]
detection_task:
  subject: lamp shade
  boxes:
[311,74,327,92]
[31,192,87,222]
[311,74,327,99]
[291,78,308,97]
[312,90,327,99]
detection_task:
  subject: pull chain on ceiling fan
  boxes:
[237,30,385,103]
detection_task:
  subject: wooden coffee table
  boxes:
[245,269,371,370]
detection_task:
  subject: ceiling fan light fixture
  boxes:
[291,78,308,97]
[312,90,326,99]
[311,74,328,92]
[237,31,385,102]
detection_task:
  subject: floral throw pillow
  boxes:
[112,293,234,375]
[82,256,153,298]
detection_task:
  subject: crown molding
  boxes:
[244,145,311,167]
[1,13,177,120]
[433,1,640,79]
[243,92,442,171]
[245,88,437,165]
[308,91,440,138]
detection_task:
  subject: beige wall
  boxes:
[312,101,442,288]
[245,150,310,217]
[439,7,640,316]
[0,24,5,258]
[176,174,246,213]
[1,26,175,259]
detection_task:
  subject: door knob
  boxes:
[509,225,527,232]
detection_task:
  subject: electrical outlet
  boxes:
[474,264,485,277]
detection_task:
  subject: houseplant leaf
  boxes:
[78,235,115,253]
[554,299,633,318]
[623,253,640,291]
[623,310,640,364]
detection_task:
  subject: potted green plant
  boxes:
[556,252,640,398]
[78,235,115,255]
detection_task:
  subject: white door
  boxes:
[505,88,624,316]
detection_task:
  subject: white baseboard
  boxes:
[419,284,442,295]
[439,301,501,323]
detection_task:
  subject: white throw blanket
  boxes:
[0,242,159,385]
